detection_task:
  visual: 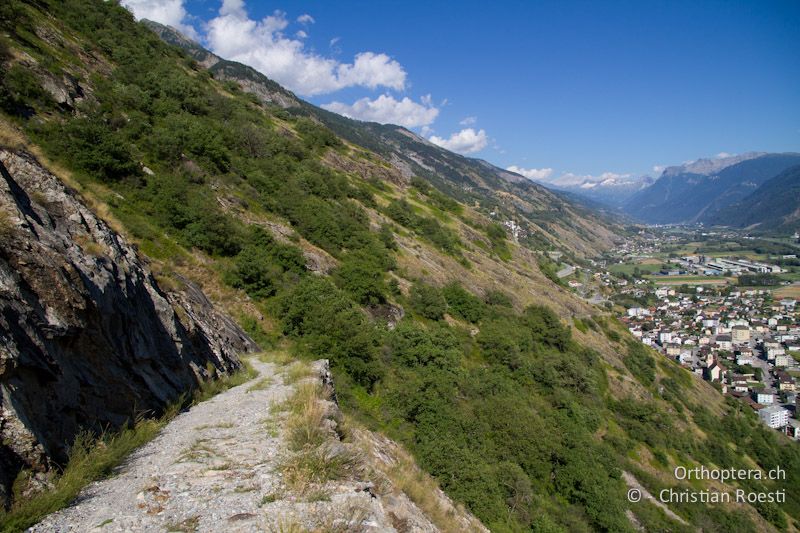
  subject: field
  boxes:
[774,283,800,299]
[608,262,663,275]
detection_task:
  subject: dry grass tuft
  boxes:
[246,376,273,393]
[0,209,15,242]
[278,379,359,495]
[257,350,294,366]
[283,361,313,384]
[285,383,329,450]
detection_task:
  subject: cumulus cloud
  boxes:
[653,164,666,173]
[459,116,477,126]
[297,13,315,24]
[506,165,554,181]
[121,0,198,39]
[716,151,734,159]
[205,2,406,96]
[321,94,439,128]
[429,128,488,154]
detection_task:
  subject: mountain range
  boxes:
[535,173,654,208]
[709,164,800,231]
[623,152,800,226]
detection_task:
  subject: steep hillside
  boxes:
[0,147,256,507]
[1,2,799,532]
[625,153,800,224]
[709,164,800,231]
[143,20,621,258]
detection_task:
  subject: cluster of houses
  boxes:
[621,285,800,439]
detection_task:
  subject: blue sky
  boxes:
[124,0,800,184]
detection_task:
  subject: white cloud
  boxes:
[429,128,488,154]
[459,116,477,126]
[205,3,407,96]
[297,13,315,24]
[121,0,198,39]
[322,94,439,128]
[295,30,308,39]
[506,165,554,181]
[653,164,665,173]
[716,151,734,159]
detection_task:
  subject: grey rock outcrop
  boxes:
[0,149,257,505]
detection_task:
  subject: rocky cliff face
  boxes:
[0,149,257,505]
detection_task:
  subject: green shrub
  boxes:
[623,341,656,386]
[442,282,484,323]
[409,282,447,320]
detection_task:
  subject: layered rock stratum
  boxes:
[0,149,257,504]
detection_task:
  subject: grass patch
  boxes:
[166,516,200,532]
[246,376,273,393]
[283,361,313,384]
[279,381,359,494]
[280,445,359,494]
[285,383,330,451]
[191,359,257,404]
[257,350,294,366]
[177,439,218,463]
[259,492,281,506]
[0,411,174,532]
[0,210,16,242]
[194,422,234,430]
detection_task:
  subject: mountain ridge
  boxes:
[624,152,800,224]
[142,19,622,258]
[708,164,800,231]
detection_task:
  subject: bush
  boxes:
[278,277,382,387]
[623,341,656,386]
[225,228,305,298]
[333,251,387,305]
[442,282,484,323]
[484,289,512,307]
[410,282,447,320]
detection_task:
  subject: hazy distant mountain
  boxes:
[624,153,800,224]
[708,164,800,231]
[660,152,765,178]
[550,175,654,207]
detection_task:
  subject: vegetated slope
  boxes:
[625,153,800,224]
[709,164,800,231]
[143,20,621,259]
[1,3,799,532]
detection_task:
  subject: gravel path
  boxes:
[30,357,489,532]
[31,358,300,532]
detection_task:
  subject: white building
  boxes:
[755,392,775,405]
[758,405,789,429]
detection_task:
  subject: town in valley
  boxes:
[560,228,800,439]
